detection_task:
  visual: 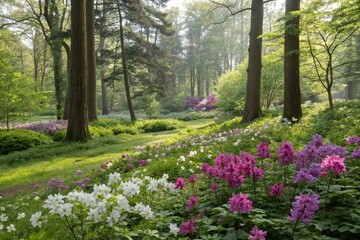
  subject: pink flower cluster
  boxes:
[278,141,295,165]
[46,178,69,191]
[288,193,320,225]
[174,178,186,190]
[180,216,196,235]
[201,153,264,188]
[320,155,346,175]
[229,192,252,213]
[187,194,199,211]
[256,141,271,158]
[249,226,267,240]
[269,183,284,197]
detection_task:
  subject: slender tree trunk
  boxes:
[117,0,136,121]
[99,0,109,115]
[283,0,302,121]
[51,39,65,120]
[86,0,98,121]
[242,0,263,123]
[65,0,91,142]
[62,42,71,120]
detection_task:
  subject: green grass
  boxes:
[0,119,214,193]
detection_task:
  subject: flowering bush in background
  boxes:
[14,120,68,134]
[195,94,217,112]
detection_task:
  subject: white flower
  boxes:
[6,224,15,232]
[108,172,121,186]
[34,196,40,201]
[179,156,186,162]
[189,168,194,173]
[0,207,4,211]
[92,184,112,199]
[188,150,197,157]
[17,213,26,219]
[56,203,73,217]
[30,212,45,227]
[0,224,3,230]
[169,223,180,236]
[0,213,8,222]
[133,203,154,219]
[116,195,130,212]
[181,166,185,171]
[119,181,140,197]
[106,209,121,227]
[43,194,65,209]
[147,178,159,192]
[86,208,102,223]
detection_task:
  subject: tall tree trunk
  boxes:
[242,0,263,123]
[51,39,65,120]
[99,0,109,115]
[117,0,136,121]
[86,0,98,121]
[283,0,302,121]
[62,42,71,120]
[65,0,91,142]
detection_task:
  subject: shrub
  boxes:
[14,120,68,134]
[135,119,186,133]
[0,129,53,155]
[185,96,202,110]
[112,125,139,135]
[195,94,217,111]
[89,126,113,137]
[215,63,247,114]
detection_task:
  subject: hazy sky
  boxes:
[167,0,286,10]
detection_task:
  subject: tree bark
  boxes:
[99,0,109,115]
[51,39,65,120]
[242,0,263,123]
[117,0,136,121]
[65,0,91,142]
[283,0,302,121]
[86,0,98,121]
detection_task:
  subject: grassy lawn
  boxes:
[0,119,214,194]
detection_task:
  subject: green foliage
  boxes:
[0,47,48,129]
[90,119,139,136]
[135,119,186,133]
[0,129,53,155]
[141,93,160,119]
[215,62,247,115]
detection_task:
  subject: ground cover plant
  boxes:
[0,101,359,239]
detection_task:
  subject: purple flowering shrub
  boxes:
[14,120,68,134]
[185,96,202,110]
[195,94,217,112]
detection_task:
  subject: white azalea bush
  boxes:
[27,173,182,239]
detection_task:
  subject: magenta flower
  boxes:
[352,148,360,159]
[179,217,196,235]
[139,160,147,167]
[278,141,295,165]
[288,193,320,225]
[210,183,218,191]
[346,136,360,146]
[33,184,40,189]
[249,225,267,240]
[254,167,264,181]
[82,178,91,183]
[174,178,186,190]
[256,141,271,158]
[127,164,134,169]
[320,155,346,175]
[269,183,284,197]
[187,194,199,211]
[188,174,197,183]
[229,193,252,213]
[76,170,82,175]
